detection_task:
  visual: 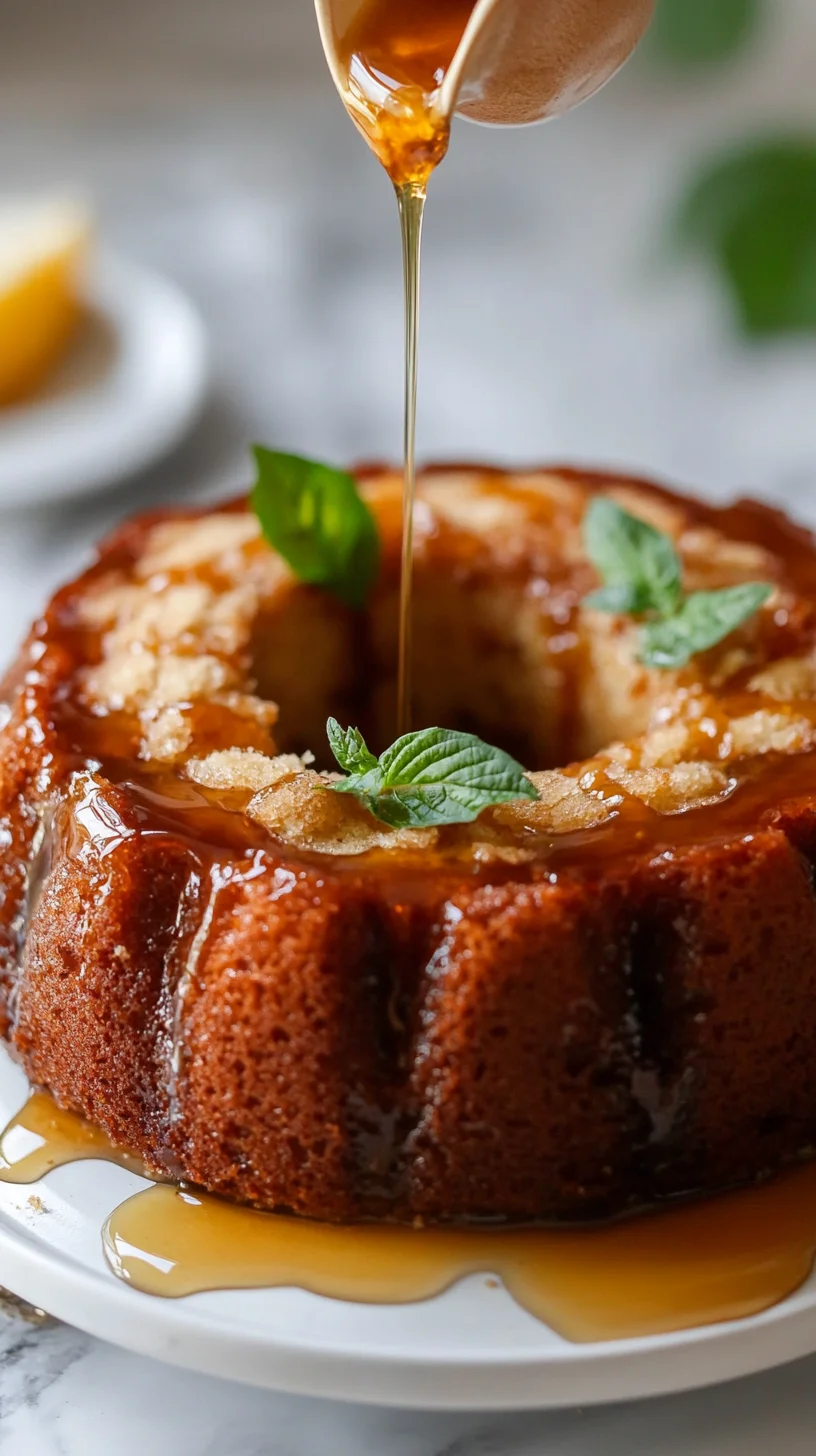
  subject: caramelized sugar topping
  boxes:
[22,466,816,885]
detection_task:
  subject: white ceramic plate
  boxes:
[1,1046,815,1411]
[0,249,208,508]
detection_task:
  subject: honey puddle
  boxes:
[4,1092,816,1341]
[0,1092,142,1182]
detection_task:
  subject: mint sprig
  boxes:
[326,719,538,829]
[641,582,773,668]
[583,497,682,618]
[251,447,379,609]
[583,499,772,668]
[326,718,378,775]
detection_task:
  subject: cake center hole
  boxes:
[251,559,652,772]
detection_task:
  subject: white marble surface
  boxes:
[3,1302,816,1453]
[2,0,816,1447]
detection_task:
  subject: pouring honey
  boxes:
[315,0,655,732]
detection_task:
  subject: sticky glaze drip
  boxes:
[0,1092,143,1182]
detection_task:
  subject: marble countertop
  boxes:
[2,1299,816,1453]
[3,1,816,1447]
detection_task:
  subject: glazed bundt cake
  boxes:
[3,464,816,1224]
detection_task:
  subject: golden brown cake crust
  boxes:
[4,464,816,1223]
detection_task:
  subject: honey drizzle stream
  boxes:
[5,1090,816,1342]
[332,0,477,731]
[395,181,425,734]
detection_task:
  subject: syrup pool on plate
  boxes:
[0,1090,143,1182]
[4,1090,816,1343]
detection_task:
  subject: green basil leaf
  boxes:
[650,0,760,68]
[678,139,816,336]
[641,582,772,668]
[327,724,538,828]
[326,717,378,774]
[251,447,379,609]
[584,498,683,618]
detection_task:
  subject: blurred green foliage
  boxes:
[652,0,816,337]
[679,141,816,335]
[651,0,762,66]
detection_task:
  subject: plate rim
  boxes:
[0,246,209,507]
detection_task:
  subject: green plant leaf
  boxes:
[678,142,816,250]
[584,498,683,618]
[251,447,379,609]
[582,501,772,668]
[651,0,761,67]
[326,717,378,775]
[641,582,772,668]
[326,723,538,828]
[678,139,816,336]
[583,583,643,615]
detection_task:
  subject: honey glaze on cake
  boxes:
[4,1089,816,1341]
[5,466,816,1225]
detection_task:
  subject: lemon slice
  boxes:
[0,196,90,407]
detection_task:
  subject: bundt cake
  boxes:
[3,463,816,1225]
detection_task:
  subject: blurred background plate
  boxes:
[0,248,208,507]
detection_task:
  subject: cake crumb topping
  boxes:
[62,470,816,857]
[248,771,438,855]
[187,749,312,792]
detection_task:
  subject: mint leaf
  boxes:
[583,583,645,615]
[582,500,772,668]
[651,0,760,67]
[584,498,682,618]
[678,139,816,335]
[326,717,378,775]
[378,728,537,802]
[251,447,379,609]
[326,723,538,828]
[641,582,772,668]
